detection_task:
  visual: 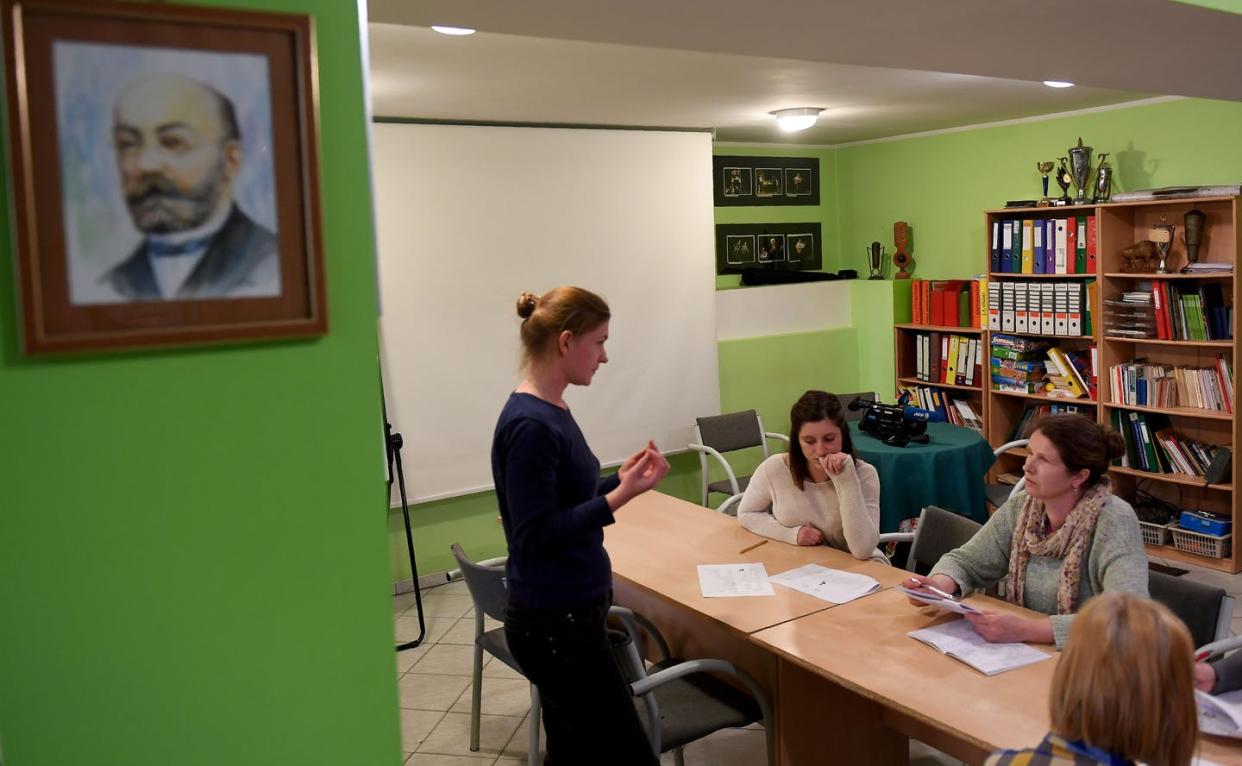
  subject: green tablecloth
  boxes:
[848,422,995,532]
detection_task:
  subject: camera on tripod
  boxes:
[848,393,941,447]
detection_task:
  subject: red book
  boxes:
[931,285,949,327]
[911,279,923,324]
[1086,215,1097,273]
[1065,219,1078,274]
[1152,279,1169,340]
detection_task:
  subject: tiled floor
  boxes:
[394,558,1242,766]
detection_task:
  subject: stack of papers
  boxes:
[897,584,981,615]
[768,564,881,604]
[907,619,1051,676]
[1197,688,1242,739]
[696,563,775,598]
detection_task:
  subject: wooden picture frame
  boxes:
[3,0,326,354]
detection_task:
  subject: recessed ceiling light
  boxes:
[1043,80,1075,89]
[431,25,476,36]
[769,107,824,133]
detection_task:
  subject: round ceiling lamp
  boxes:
[770,107,824,133]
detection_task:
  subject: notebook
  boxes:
[907,618,1052,676]
[896,584,982,615]
[768,564,880,604]
[1197,688,1242,739]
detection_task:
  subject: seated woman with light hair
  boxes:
[985,591,1199,766]
[737,390,885,562]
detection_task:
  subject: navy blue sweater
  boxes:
[491,392,621,609]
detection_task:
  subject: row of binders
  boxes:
[1104,281,1232,341]
[909,279,983,328]
[987,280,1095,337]
[990,216,1097,274]
[896,385,983,434]
[1109,409,1226,480]
[1108,355,1234,414]
[910,332,983,387]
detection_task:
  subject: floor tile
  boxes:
[481,655,525,681]
[450,677,533,718]
[396,644,431,674]
[395,591,423,614]
[398,672,472,712]
[428,580,469,597]
[396,616,458,646]
[411,643,484,677]
[413,593,476,622]
[401,709,447,752]
[404,754,493,765]
[659,726,767,765]
[500,714,544,761]
[418,712,522,758]
[493,760,524,765]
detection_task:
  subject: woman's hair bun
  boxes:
[516,291,539,319]
[1101,427,1127,461]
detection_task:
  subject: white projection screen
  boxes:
[372,123,720,502]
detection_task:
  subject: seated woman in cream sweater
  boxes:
[737,390,885,562]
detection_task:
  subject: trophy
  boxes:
[865,241,885,279]
[1055,158,1073,205]
[1093,153,1113,203]
[1037,161,1055,207]
[1152,217,1176,274]
[1068,137,1093,204]
[1183,208,1206,269]
[893,221,913,279]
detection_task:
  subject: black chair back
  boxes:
[696,411,764,454]
[1149,570,1227,648]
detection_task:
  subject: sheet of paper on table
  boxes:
[696,563,776,598]
[769,564,880,604]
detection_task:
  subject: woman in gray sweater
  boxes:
[906,413,1148,649]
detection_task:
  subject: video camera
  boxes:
[848,393,942,447]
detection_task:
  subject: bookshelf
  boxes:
[983,196,1240,572]
[893,320,986,434]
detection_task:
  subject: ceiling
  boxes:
[366,0,1241,145]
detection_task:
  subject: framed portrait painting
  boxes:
[3,0,326,354]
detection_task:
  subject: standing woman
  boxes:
[492,286,669,766]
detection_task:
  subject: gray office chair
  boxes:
[689,410,789,512]
[876,505,984,574]
[985,439,1029,510]
[608,606,775,766]
[1149,570,1236,649]
[449,544,542,766]
[838,392,877,423]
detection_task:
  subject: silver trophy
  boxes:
[1093,152,1113,203]
[866,241,885,279]
[1153,219,1176,274]
[1068,137,1093,205]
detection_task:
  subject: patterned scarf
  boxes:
[1006,479,1111,614]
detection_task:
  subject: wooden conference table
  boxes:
[605,491,1242,766]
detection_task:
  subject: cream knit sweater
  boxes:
[737,453,884,561]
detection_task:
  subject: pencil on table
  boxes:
[738,539,768,555]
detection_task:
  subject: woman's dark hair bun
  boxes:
[516,291,539,319]
[1101,427,1126,461]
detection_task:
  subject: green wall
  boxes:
[0,3,400,765]
[397,97,1242,584]
[836,98,1242,280]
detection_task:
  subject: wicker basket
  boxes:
[1138,520,1177,547]
[1170,527,1233,559]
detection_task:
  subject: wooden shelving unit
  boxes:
[983,196,1240,572]
[892,322,986,434]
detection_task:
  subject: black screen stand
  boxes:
[388,419,426,652]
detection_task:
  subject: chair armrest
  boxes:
[687,443,741,495]
[993,438,1029,457]
[476,557,507,569]
[1198,634,1242,660]
[877,532,914,545]
[717,493,745,516]
[764,432,790,445]
[608,605,671,663]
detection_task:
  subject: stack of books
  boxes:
[991,335,1050,393]
[1109,354,1233,413]
[897,386,984,434]
[1009,403,1092,441]
[1151,280,1231,341]
[1110,409,1226,479]
[910,279,984,328]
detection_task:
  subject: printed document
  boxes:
[907,618,1051,676]
[1197,688,1242,739]
[697,563,775,598]
[769,564,880,604]
[897,584,982,615]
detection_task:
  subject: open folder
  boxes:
[1197,688,1242,739]
[907,618,1051,676]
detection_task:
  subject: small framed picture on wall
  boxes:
[712,155,820,207]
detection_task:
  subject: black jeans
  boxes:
[505,594,658,766]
